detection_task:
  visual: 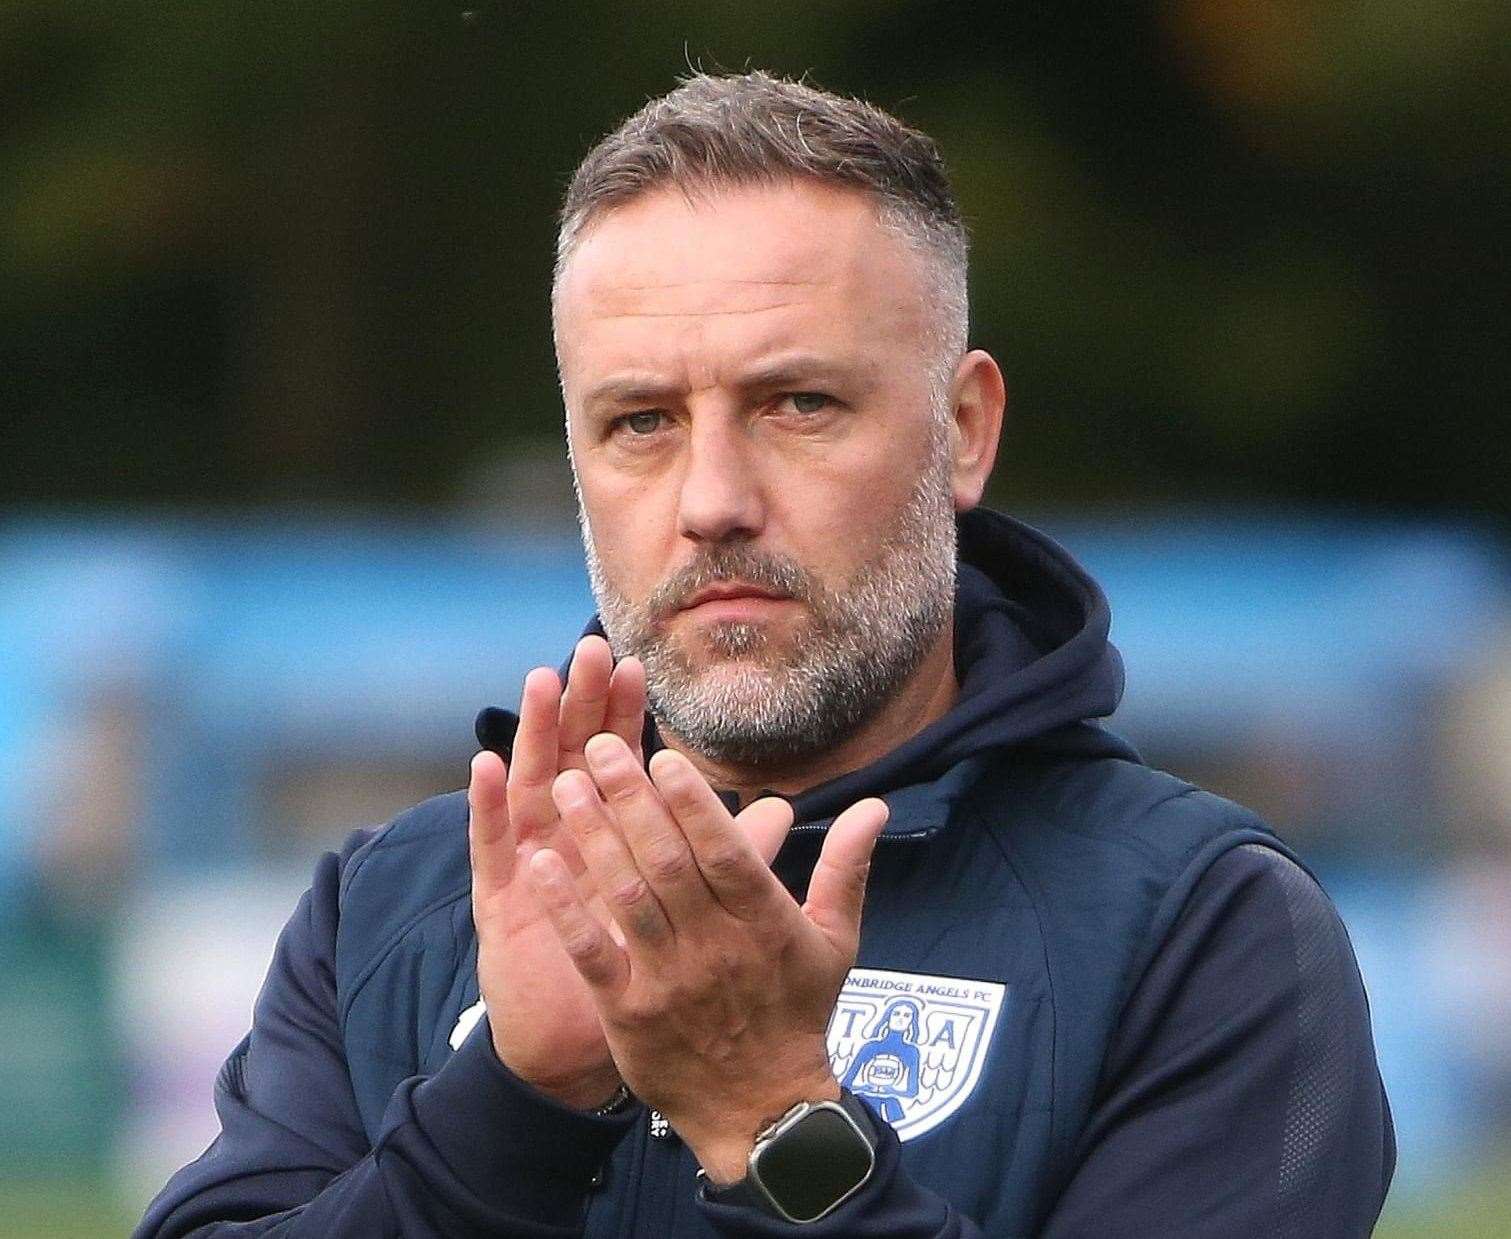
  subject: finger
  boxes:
[558,636,614,765]
[737,795,797,866]
[553,766,674,949]
[803,798,888,951]
[526,847,629,992]
[603,655,646,759]
[587,735,715,925]
[647,749,788,920]
[468,749,516,893]
[507,667,563,841]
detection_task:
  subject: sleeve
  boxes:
[1038,842,1396,1238]
[133,831,638,1238]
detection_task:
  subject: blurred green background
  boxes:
[4,2,1510,1234]
[5,0,1508,518]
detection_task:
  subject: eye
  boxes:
[618,410,663,435]
[785,391,833,414]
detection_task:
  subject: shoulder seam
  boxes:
[332,791,472,1026]
[1112,828,1299,1035]
[337,882,472,1027]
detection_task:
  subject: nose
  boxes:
[676,414,766,544]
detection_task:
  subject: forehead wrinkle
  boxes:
[606,277,821,290]
[563,182,908,285]
[580,276,828,323]
[581,303,809,322]
[557,184,937,397]
[581,347,877,408]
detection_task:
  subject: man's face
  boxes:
[554,180,961,766]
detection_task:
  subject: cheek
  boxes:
[579,474,676,598]
[782,452,916,554]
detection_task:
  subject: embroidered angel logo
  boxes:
[827,967,1008,1142]
[841,997,924,1121]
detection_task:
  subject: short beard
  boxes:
[580,425,957,769]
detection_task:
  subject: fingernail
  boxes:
[585,732,627,767]
[647,748,685,782]
[552,770,593,808]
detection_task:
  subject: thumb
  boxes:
[803,798,888,951]
[735,795,796,866]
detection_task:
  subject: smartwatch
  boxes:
[702,1091,879,1224]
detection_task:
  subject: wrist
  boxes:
[701,1091,881,1225]
[692,1140,756,1189]
[686,1075,844,1186]
[491,1038,623,1112]
[530,1068,626,1113]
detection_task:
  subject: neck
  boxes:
[662,622,959,806]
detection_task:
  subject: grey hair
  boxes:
[552,70,970,376]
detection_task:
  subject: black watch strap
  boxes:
[703,1090,880,1223]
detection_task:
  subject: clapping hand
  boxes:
[468,636,644,1109]
[526,732,888,1181]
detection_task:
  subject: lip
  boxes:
[678,582,792,611]
[677,595,795,626]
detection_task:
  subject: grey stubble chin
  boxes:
[579,432,957,768]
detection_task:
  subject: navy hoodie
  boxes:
[136,509,1394,1237]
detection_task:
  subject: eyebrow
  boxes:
[581,353,869,409]
[737,354,864,392]
[581,374,680,408]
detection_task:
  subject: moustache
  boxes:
[647,544,817,624]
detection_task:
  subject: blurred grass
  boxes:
[6,1154,1511,1237]
[1375,1148,1511,1239]
[0,1180,137,1238]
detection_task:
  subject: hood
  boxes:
[784,507,1138,826]
[476,507,1137,829]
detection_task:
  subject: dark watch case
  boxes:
[712,1094,878,1224]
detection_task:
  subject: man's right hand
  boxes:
[468,635,644,1110]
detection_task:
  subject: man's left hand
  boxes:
[524,733,888,1184]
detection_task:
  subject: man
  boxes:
[138,71,1394,1236]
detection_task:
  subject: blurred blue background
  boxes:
[3,2,1509,1233]
[4,515,1509,1233]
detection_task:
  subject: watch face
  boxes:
[755,1105,874,1224]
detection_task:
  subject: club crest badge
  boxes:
[827,967,1007,1143]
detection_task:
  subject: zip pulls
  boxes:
[789,820,937,839]
[714,785,943,841]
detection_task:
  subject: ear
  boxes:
[945,350,1007,512]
